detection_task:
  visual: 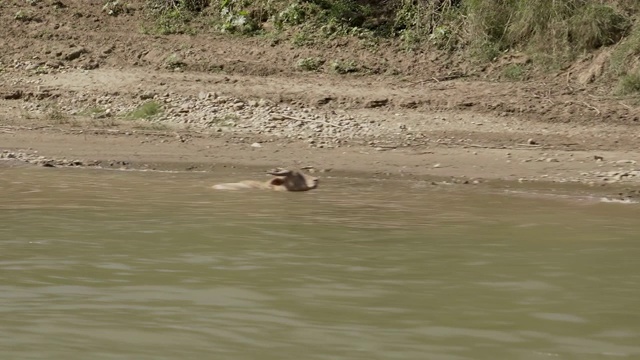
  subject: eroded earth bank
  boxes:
[1,1,640,201]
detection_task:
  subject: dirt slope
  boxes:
[1,0,640,200]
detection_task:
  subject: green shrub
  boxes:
[135,0,640,73]
[330,59,358,74]
[568,3,630,51]
[14,10,35,22]
[146,0,210,13]
[611,26,640,76]
[150,8,195,34]
[274,2,314,28]
[394,0,461,47]
[144,0,210,34]
[102,1,131,16]
[311,0,372,28]
[296,57,325,71]
[291,30,314,47]
[217,0,262,34]
[465,0,514,48]
[616,72,640,95]
[165,53,186,69]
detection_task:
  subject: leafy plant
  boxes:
[102,1,130,17]
[399,28,419,51]
[292,31,314,47]
[146,0,209,13]
[14,10,34,22]
[274,2,308,28]
[330,59,358,74]
[218,0,260,34]
[155,8,195,34]
[144,0,206,34]
[165,53,186,69]
[296,57,325,71]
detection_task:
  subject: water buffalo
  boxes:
[213,168,319,191]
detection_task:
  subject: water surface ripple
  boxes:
[1,167,639,359]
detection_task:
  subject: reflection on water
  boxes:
[1,167,639,360]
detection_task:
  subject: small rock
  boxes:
[233,102,245,110]
[2,90,23,100]
[64,48,87,61]
[24,63,42,71]
[81,61,99,70]
[615,173,629,181]
[101,45,115,55]
[594,155,604,161]
[198,91,209,100]
[250,142,262,148]
[140,91,157,100]
[45,60,63,69]
[527,138,537,145]
[316,96,334,106]
[400,100,418,109]
[433,163,441,168]
[364,99,389,108]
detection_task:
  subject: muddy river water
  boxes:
[1,167,639,360]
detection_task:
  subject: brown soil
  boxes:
[1,1,640,199]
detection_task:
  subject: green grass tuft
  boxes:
[611,26,640,76]
[126,101,162,120]
[616,72,640,95]
[502,64,527,81]
[136,0,640,89]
